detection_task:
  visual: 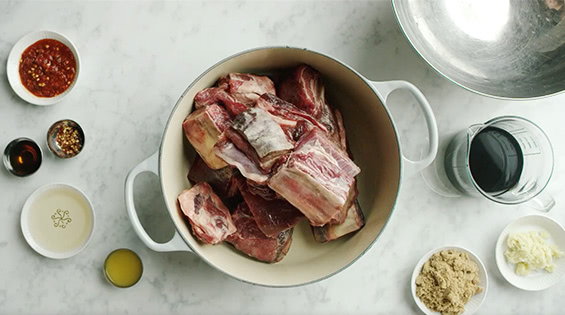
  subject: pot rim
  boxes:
[158,46,404,287]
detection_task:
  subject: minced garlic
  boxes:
[504,230,563,276]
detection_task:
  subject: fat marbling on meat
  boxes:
[328,178,358,225]
[269,129,360,226]
[226,202,293,263]
[256,93,329,140]
[219,73,276,106]
[182,104,231,169]
[277,65,340,145]
[193,87,248,116]
[194,73,276,116]
[177,182,236,245]
[213,137,270,184]
[213,106,294,184]
[277,64,326,118]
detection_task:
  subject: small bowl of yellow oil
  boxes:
[104,248,143,288]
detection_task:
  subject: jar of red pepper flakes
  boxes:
[6,31,80,105]
[47,119,85,159]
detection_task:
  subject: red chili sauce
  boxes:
[19,39,76,97]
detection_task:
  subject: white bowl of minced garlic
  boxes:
[411,246,488,315]
[495,214,565,291]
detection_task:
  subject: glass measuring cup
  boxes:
[444,116,554,211]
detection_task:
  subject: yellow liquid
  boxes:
[104,249,143,288]
[27,185,93,254]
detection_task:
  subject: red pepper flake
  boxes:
[55,125,83,156]
[19,39,76,97]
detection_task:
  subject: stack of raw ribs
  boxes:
[177,65,365,263]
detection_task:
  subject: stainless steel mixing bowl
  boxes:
[392,0,565,99]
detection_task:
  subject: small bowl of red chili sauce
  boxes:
[6,30,80,106]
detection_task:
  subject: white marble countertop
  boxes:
[1,1,565,314]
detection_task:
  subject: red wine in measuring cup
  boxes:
[469,127,524,195]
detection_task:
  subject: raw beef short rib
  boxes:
[187,155,238,199]
[238,179,304,237]
[193,87,248,116]
[231,107,294,171]
[226,202,293,263]
[329,179,358,225]
[214,137,270,184]
[183,104,231,169]
[269,129,360,226]
[219,73,276,106]
[277,65,339,144]
[177,183,236,245]
[334,108,348,152]
[245,179,279,200]
[277,64,326,118]
[312,200,365,243]
[256,93,329,140]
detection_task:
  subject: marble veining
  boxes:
[1,1,565,314]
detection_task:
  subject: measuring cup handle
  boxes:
[528,191,555,212]
[371,80,439,176]
[124,151,193,252]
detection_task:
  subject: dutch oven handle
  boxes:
[371,80,439,176]
[125,151,193,252]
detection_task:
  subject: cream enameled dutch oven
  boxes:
[125,47,438,287]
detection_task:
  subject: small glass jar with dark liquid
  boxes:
[3,138,42,177]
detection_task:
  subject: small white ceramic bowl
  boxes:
[495,214,565,291]
[411,246,489,315]
[6,30,80,106]
[21,183,95,259]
